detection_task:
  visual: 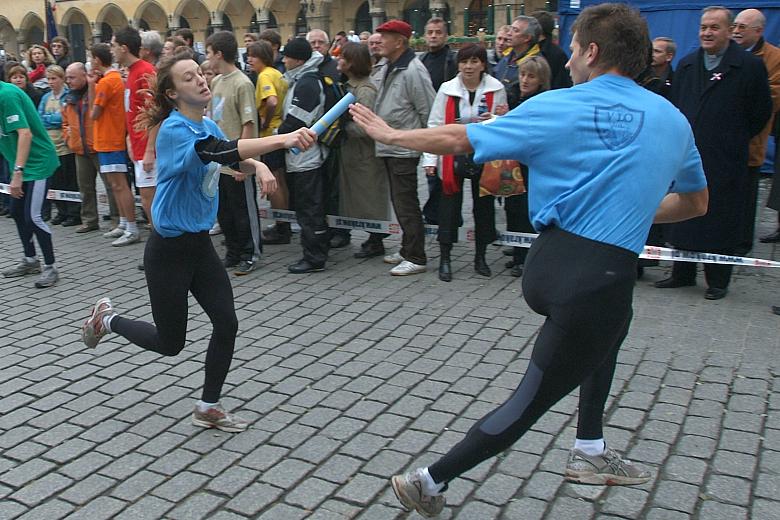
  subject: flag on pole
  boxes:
[45,0,58,42]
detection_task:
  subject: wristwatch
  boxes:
[13,165,24,174]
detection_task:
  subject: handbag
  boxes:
[479,160,526,197]
[453,153,482,178]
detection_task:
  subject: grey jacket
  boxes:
[373,49,436,158]
[281,52,327,172]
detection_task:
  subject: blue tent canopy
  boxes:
[558,1,780,66]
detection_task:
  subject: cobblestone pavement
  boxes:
[1,181,779,520]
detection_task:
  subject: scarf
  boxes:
[441,90,494,195]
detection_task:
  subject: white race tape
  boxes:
[5,184,777,267]
[0,184,142,205]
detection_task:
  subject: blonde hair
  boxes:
[46,64,65,78]
[26,44,55,66]
[519,55,552,93]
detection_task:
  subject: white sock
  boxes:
[197,400,219,412]
[119,217,127,229]
[102,313,117,334]
[420,467,446,496]
[125,221,138,234]
[25,256,37,263]
[574,438,606,456]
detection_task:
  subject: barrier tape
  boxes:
[0,184,143,205]
[4,185,777,267]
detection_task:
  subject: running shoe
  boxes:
[34,266,59,288]
[103,227,125,239]
[565,445,652,485]
[82,297,114,348]
[192,405,249,432]
[235,257,258,276]
[390,260,426,276]
[391,468,445,518]
[112,231,141,247]
[2,258,41,278]
[383,252,404,265]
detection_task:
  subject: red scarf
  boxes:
[441,91,494,195]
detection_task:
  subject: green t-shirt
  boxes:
[0,82,58,181]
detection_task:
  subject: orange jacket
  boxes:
[61,88,95,155]
[749,39,780,167]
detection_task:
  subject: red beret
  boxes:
[376,20,413,39]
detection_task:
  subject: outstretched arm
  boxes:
[349,103,473,156]
[236,127,315,158]
[654,189,709,224]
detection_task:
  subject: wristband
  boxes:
[13,165,24,173]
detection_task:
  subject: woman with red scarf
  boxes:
[422,44,508,282]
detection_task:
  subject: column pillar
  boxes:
[369,0,386,31]
[257,8,271,32]
[307,1,331,35]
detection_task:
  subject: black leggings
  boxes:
[10,178,55,265]
[111,230,238,403]
[429,227,637,484]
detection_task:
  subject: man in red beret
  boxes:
[372,20,436,276]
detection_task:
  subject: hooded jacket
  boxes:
[279,52,327,172]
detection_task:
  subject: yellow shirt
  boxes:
[256,67,288,137]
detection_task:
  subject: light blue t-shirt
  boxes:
[467,74,707,254]
[152,110,225,238]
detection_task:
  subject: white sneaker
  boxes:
[209,222,222,235]
[384,252,403,265]
[103,227,125,239]
[112,231,141,247]
[390,260,426,276]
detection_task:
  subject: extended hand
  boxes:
[286,128,316,151]
[349,103,393,144]
[256,161,278,195]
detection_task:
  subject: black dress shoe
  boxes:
[510,264,523,277]
[772,305,780,316]
[438,260,452,282]
[704,287,728,300]
[654,277,696,289]
[288,259,325,274]
[61,217,82,227]
[0,207,8,216]
[262,228,291,245]
[50,214,66,225]
[760,230,780,243]
[354,243,384,259]
[503,247,514,256]
[474,254,491,277]
[329,233,351,249]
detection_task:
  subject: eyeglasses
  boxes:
[731,23,761,30]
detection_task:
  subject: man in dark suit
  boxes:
[531,10,572,89]
[657,6,771,300]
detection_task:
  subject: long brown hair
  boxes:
[135,50,197,132]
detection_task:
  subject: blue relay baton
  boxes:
[290,92,356,154]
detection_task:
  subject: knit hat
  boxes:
[282,38,312,61]
[376,20,413,39]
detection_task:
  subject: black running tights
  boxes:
[429,227,637,484]
[111,230,238,403]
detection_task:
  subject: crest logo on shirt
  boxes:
[6,115,19,124]
[594,104,644,151]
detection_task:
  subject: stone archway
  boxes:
[402,0,451,37]
[0,16,18,58]
[174,0,210,45]
[59,7,92,62]
[218,0,256,35]
[20,13,45,51]
[135,0,169,34]
[96,4,129,43]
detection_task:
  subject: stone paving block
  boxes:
[117,496,175,520]
[225,482,283,516]
[698,501,748,520]
[0,501,26,520]
[98,452,154,480]
[284,476,340,510]
[166,491,226,520]
[261,457,316,489]
[1,458,56,487]
[755,472,780,499]
[314,454,363,484]
[4,441,48,463]
[334,473,386,505]
[241,444,289,472]
[59,473,116,505]
[9,472,72,506]
[521,471,563,502]
[675,434,717,459]
[111,470,167,501]
[14,498,75,520]
[63,496,126,520]
[705,474,751,506]
[650,480,699,514]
